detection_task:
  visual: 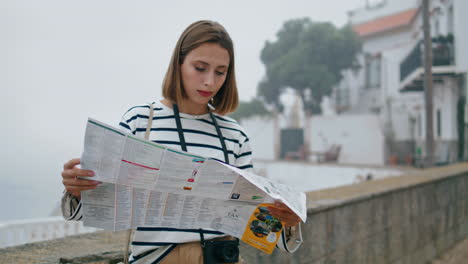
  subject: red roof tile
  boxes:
[353,8,418,37]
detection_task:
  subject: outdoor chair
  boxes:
[309,144,342,163]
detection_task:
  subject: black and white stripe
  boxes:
[117,101,254,263]
[119,101,253,171]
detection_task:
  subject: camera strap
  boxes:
[208,111,230,165]
[172,103,188,152]
[199,229,206,245]
[173,103,229,164]
[198,229,209,264]
[199,229,239,245]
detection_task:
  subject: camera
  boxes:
[201,239,239,264]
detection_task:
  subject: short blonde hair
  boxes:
[162,20,239,115]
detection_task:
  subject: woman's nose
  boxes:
[203,72,215,87]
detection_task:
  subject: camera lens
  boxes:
[215,243,239,262]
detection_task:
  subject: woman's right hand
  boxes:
[61,158,100,200]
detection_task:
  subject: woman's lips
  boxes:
[198,90,213,97]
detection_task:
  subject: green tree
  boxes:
[229,98,271,121]
[258,18,361,114]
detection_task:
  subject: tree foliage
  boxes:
[258,18,361,114]
[229,98,272,121]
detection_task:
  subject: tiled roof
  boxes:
[353,8,418,37]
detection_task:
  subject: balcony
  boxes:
[400,35,456,92]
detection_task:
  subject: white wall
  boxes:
[453,0,468,127]
[454,0,468,73]
[240,116,276,160]
[441,79,458,140]
[362,29,416,56]
[388,93,423,141]
[430,0,451,36]
[241,114,386,165]
[413,80,458,141]
[432,81,457,140]
[382,46,415,95]
[308,114,385,165]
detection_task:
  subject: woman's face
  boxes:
[180,42,230,113]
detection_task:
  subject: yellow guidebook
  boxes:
[241,203,284,254]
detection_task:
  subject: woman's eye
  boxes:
[216,71,226,76]
[195,66,206,72]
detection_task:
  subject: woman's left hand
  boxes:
[267,202,301,227]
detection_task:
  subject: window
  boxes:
[365,54,381,88]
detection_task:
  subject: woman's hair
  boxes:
[162,20,239,115]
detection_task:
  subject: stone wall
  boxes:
[241,163,468,263]
[0,230,128,264]
[1,164,467,264]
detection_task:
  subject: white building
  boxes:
[334,0,468,165]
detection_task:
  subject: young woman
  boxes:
[61,20,302,264]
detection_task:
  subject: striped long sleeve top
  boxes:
[61,100,302,263]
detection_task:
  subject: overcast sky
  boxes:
[1,0,365,221]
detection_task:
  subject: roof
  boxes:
[353,8,418,37]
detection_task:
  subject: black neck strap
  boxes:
[172,104,187,152]
[209,111,230,165]
[172,104,229,164]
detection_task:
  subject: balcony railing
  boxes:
[400,35,455,81]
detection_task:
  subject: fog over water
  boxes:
[1,0,365,222]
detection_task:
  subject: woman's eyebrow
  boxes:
[194,60,228,69]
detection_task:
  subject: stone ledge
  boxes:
[59,251,122,264]
[307,163,468,213]
[0,230,128,264]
